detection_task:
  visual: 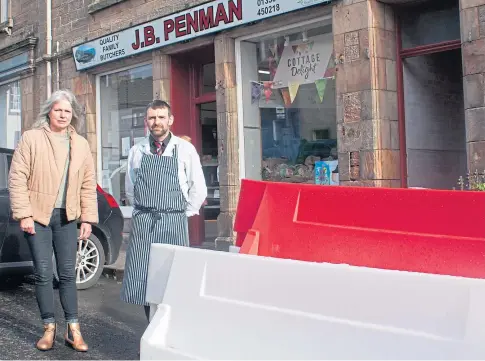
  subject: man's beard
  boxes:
[150,126,169,138]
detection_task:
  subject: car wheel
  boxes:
[76,232,105,290]
[52,232,106,290]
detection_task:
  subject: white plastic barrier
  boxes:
[141,244,485,360]
[228,245,240,253]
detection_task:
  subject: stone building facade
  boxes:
[0,0,484,249]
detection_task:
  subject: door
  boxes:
[171,47,216,245]
[1,153,32,264]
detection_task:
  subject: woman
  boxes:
[8,90,98,352]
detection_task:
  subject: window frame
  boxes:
[7,81,20,114]
[235,15,332,180]
[0,78,22,151]
[0,0,9,24]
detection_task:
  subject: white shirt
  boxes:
[125,133,207,217]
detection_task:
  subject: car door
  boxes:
[2,153,32,264]
[0,153,9,255]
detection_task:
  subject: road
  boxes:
[0,275,146,360]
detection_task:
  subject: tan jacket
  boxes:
[8,124,98,226]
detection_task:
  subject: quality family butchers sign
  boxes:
[72,0,331,71]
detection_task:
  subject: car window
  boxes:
[0,155,7,190]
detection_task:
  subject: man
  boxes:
[121,100,207,322]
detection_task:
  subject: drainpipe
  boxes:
[46,0,52,98]
[56,41,60,91]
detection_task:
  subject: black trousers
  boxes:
[26,209,79,324]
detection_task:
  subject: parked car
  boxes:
[0,147,124,290]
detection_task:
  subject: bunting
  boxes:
[288,82,300,103]
[280,88,292,107]
[268,57,277,79]
[315,78,327,103]
[269,45,276,57]
[324,53,336,78]
[249,76,333,104]
[263,81,273,103]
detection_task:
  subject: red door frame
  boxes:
[170,46,216,245]
[395,17,461,188]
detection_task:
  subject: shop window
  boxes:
[8,81,20,113]
[99,64,153,206]
[239,23,338,185]
[201,63,216,94]
[0,80,21,150]
[0,0,8,23]
[399,0,460,49]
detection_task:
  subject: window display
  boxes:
[239,23,337,184]
[0,80,21,150]
[99,64,153,205]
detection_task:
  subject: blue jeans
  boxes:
[26,209,79,325]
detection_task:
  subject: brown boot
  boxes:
[64,323,88,352]
[36,323,56,351]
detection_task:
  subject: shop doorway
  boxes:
[396,0,464,189]
[198,101,219,241]
[171,46,217,246]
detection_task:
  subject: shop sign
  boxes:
[72,0,331,71]
[272,33,333,89]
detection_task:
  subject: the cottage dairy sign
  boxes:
[72,0,331,70]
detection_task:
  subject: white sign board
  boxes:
[72,0,331,70]
[272,33,333,89]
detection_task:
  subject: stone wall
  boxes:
[333,0,400,187]
[460,0,485,172]
[1,0,44,58]
[52,0,210,52]
[214,33,239,251]
[0,0,46,127]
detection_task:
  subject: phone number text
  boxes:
[256,0,281,16]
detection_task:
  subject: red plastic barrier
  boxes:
[233,179,485,279]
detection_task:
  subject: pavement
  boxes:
[0,275,147,360]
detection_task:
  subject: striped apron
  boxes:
[121,145,189,306]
